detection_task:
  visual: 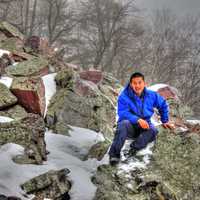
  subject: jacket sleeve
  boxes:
[117,96,139,124]
[154,93,169,123]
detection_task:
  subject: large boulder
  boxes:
[21,169,71,200]
[0,37,24,52]
[0,82,17,109]
[11,77,46,116]
[0,113,46,164]
[93,128,200,200]
[0,21,24,40]
[46,75,116,138]
[6,56,49,77]
[141,128,200,200]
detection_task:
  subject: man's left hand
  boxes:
[162,122,175,129]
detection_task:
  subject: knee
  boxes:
[118,120,132,127]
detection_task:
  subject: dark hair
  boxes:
[129,72,144,83]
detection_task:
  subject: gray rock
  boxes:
[0,104,28,120]
[46,74,116,138]
[0,113,46,164]
[0,82,17,109]
[21,169,71,200]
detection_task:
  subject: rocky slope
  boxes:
[0,21,199,200]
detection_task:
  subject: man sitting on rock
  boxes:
[109,72,174,165]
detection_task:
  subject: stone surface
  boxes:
[11,77,46,116]
[46,85,116,138]
[46,70,117,138]
[0,53,13,75]
[6,56,49,77]
[79,70,103,84]
[0,21,24,40]
[21,169,71,200]
[157,85,179,100]
[0,38,24,52]
[10,51,34,62]
[87,140,110,161]
[55,67,75,89]
[0,82,17,109]
[0,113,46,164]
[0,104,28,120]
[93,128,200,200]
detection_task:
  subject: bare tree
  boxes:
[73,0,142,70]
[38,0,76,45]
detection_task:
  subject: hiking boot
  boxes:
[109,156,120,166]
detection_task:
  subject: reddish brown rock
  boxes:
[79,70,103,84]
[0,53,14,75]
[24,36,55,57]
[157,86,179,100]
[11,77,46,116]
[75,78,99,96]
[11,51,34,62]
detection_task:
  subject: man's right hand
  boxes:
[137,119,149,129]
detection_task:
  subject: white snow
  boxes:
[118,140,154,174]
[0,126,107,200]
[186,119,200,125]
[0,49,10,57]
[148,83,168,91]
[0,76,13,88]
[0,116,13,123]
[42,73,57,117]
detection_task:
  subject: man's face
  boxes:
[130,77,146,96]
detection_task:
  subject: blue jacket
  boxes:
[117,84,169,127]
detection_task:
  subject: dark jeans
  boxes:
[109,120,158,158]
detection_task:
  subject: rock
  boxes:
[157,86,179,100]
[141,128,200,200]
[0,82,17,109]
[0,21,24,40]
[0,38,24,52]
[92,165,146,200]
[0,104,28,120]
[79,70,103,84]
[0,195,21,200]
[55,67,75,89]
[6,56,49,77]
[0,53,14,75]
[24,36,55,57]
[11,77,46,116]
[0,113,46,164]
[46,85,115,138]
[21,169,71,200]
[87,140,110,161]
[24,36,40,53]
[10,51,34,62]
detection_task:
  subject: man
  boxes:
[109,72,174,165]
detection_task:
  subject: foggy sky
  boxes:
[135,0,200,16]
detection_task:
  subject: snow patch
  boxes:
[42,73,57,117]
[186,119,200,125]
[0,76,13,88]
[0,127,106,200]
[148,83,168,91]
[0,116,14,123]
[0,49,10,57]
